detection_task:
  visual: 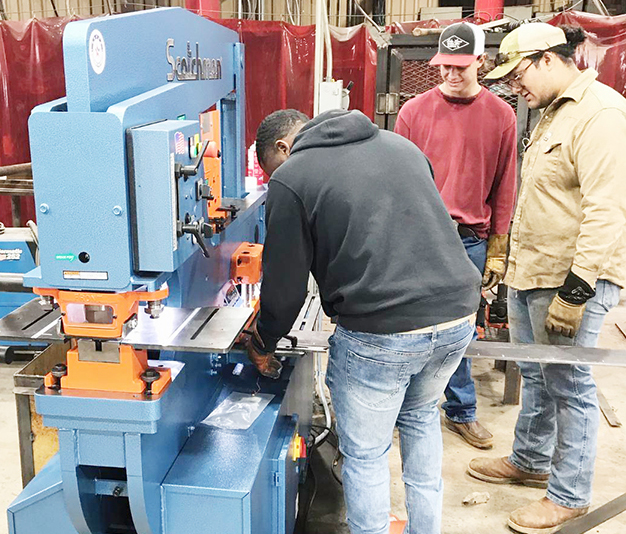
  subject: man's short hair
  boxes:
[256,109,309,166]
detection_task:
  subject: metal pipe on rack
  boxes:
[0,273,29,293]
[0,163,32,177]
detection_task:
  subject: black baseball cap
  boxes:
[430,22,486,67]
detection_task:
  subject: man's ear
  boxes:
[276,139,291,156]
[541,51,554,69]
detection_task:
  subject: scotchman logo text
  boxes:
[166,39,222,82]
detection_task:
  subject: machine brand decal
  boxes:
[63,271,109,280]
[55,253,76,262]
[89,30,106,75]
[166,39,222,82]
[442,36,469,51]
[174,132,186,155]
[0,248,22,261]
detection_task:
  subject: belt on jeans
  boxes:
[457,225,479,239]
[398,314,476,335]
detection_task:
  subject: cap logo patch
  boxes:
[443,36,469,51]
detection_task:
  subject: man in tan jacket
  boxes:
[467,23,626,534]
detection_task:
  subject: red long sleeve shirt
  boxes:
[395,87,517,238]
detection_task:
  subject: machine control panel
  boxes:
[131,120,214,273]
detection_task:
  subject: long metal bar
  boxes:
[14,392,36,487]
[0,163,32,177]
[275,332,626,368]
[557,493,626,534]
[0,273,29,293]
[597,387,621,428]
[0,188,34,196]
[503,361,521,405]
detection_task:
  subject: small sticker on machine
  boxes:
[174,132,185,155]
[0,248,22,261]
[63,271,109,280]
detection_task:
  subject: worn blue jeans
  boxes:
[326,320,474,534]
[507,280,621,508]
[443,235,487,423]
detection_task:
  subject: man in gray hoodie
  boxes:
[247,108,480,534]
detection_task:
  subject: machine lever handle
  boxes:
[180,221,211,258]
[179,140,210,179]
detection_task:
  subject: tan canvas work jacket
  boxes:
[506,69,626,291]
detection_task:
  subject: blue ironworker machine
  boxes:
[0,8,316,534]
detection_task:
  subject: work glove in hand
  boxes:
[246,323,282,379]
[482,234,509,290]
[545,271,595,338]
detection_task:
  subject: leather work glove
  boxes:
[482,234,509,291]
[246,323,282,379]
[545,271,596,338]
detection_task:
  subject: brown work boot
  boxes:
[468,457,549,489]
[444,417,494,449]
[508,497,588,534]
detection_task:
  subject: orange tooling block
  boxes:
[36,287,171,394]
[231,242,263,285]
[34,287,169,339]
[44,344,171,395]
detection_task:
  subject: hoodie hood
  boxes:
[290,109,378,154]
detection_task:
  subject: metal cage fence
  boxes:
[398,58,519,112]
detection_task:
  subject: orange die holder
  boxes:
[36,286,171,395]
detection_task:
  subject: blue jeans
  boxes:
[443,235,487,423]
[326,320,474,534]
[507,280,621,508]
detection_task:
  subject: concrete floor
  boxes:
[1,298,626,533]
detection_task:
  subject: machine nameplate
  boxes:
[166,39,222,82]
[0,248,22,261]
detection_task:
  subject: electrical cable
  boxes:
[286,0,296,26]
[320,0,333,81]
[310,423,338,449]
[314,351,332,446]
[351,0,383,32]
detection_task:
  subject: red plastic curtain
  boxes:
[216,19,377,148]
[0,17,74,226]
[551,11,626,98]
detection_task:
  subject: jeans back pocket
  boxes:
[346,349,409,409]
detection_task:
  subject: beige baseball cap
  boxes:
[485,23,567,80]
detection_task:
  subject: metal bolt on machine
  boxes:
[0,8,315,534]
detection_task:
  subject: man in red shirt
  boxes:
[395,22,517,449]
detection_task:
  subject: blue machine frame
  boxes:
[8,8,312,534]
[24,7,247,296]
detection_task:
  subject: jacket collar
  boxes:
[554,69,598,105]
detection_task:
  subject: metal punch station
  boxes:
[0,8,318,534]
